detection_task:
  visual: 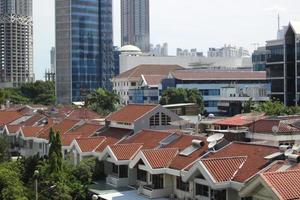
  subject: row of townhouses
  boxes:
[0,104,300,200]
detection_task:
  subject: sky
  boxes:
[33,0,300,80]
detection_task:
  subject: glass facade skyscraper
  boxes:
[56,0,115,104]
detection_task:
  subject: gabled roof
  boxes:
[114,64,183,80]
[106,104,159,123]
[6,125,21,134]
[251,118,300,134]
[21,127,43,138]
[165,134,208,170]
[120,129,173,149]
[67,123,102,137]
[142,148,178,169]
[205,142,278,182]
[171,70,267,81]
[214,114,265,127]
[67,108,104,120]
[109,143,143,161]
[0,111,23,126]
[61,134,82,146]
[142,75,166,86]
[201,156,247,182]
[261,170,300,200]
[23,114,46,126]
[75,137,106,153]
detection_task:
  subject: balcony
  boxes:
[106,174,129,188]
[140,185,172,199]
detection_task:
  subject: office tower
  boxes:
[252,47,267,71]
[56,0,115,104]
[121,0,150,52]
[50,47,55,73]
[0,0,34,87]
[266,21,300,106]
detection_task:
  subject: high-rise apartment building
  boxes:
[121,0,150,52]
[266,21,300,106]
[55,0,115,104]
[0,0,34,87]
[50,47,55,73]
[207,45,250,58]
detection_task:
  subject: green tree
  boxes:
[48,129,63,173]
[160,88,204,113]
[243,98,254,113]
[0,136,10,163]
[0,89,6,105]
[255,99,288,116]
[85,88,120,115]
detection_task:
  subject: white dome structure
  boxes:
[120,45,142,54]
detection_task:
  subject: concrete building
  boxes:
[121,0,150,52]
[176,48,203,57]
[150,43,168,56]
[0,0,34,87]
[112,64,184,105]
[50,47,55,73]
[265,21,300,106]
[207,44,250,58]
[55,0,115,104]
[119,45,252,74]
[162,70,270,115]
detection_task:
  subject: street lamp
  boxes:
[92,194,99,200]
[34,170,39,200]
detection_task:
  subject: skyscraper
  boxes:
[121,0,150,52]
[55,0,115,104]
[0,0,34,87]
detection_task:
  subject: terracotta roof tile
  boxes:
[23,114,46,126]
[75,137,106,152]
[0,111,23,126]
[115,64,183,80]
[261,170,300,200]
[142,75,166,86]
[106,104,158,123]
[142,148,178,169]
[67,123,102,137]
[21,126,43,137]
[120,129,172,149]
[110,143,143,160]
[251,119,300,134]
[172,70,267,81]
[165,134,209,170]
[202,156,247,182]
[214,114,265,127]
[6,125,21,134]
[61,134,82,146]
[206,142,278,182]
[67,108,104,120]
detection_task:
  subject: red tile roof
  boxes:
[171,70,267,81]
[142,148,178,169]
[142,75,166,86]
[120,129,172,149]
[106,104,158,123]
[61,134,82,146]
[214,114,265,127]
[250,119,300,134]
[261,170,300,200]
[67,123,102,137]
[0,111,23,126]
[206,142,278,182]
[165,134,209,170]
[21,127,43,137]
[110,143,143,160]
[23,114,46,126]
[115,64,183,80]
[6,125,21,134]
[202,156,247,182]
[75,137,106,152]
[67,108,104,120]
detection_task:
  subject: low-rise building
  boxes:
[163,70,270,115]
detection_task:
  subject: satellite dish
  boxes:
[272,125,279,133]
[284,149,294,157]
[208,113,215,118]
[207,134,224,143]
[208,140,217,149]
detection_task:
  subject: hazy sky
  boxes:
[33,0,300,80]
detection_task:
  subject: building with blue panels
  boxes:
[56,0,115,104]
[252,47,267,71]
[266,21,300,106]
[162,70,270,116]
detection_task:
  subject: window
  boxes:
[176,177,189,191]
[137,168,147,182]
[152,174,164,189]
[39,143,42,149]
[131,82,136,86]
[150,113,160,126]
[161,113,171,126]
[112,163,118,175]
[196,184,209,197]
[119,165,128,178]
[29,140,33,149]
